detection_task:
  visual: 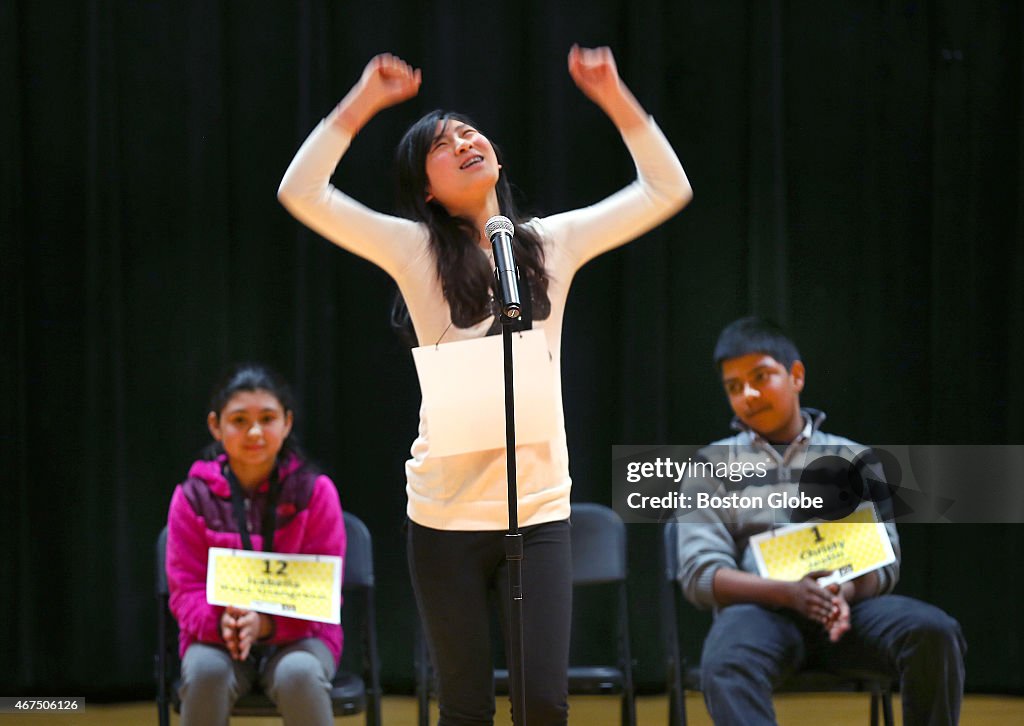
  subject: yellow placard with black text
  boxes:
[206,548,342,624]
[749,502,895,586]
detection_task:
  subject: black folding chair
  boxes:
[156,511,382,725]
[661,521,895,726]
[415,502,637,726]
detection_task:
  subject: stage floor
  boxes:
[4,693,1023,725]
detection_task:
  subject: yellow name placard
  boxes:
[206,548,342,624]
[749,502,895,585]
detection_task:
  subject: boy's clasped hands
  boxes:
[790,570,852,643]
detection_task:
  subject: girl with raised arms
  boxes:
[278,46,692,725]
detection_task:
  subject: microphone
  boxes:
[485,215,522,320]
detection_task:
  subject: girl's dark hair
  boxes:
[390,110,550,344]
[202,362,305,462]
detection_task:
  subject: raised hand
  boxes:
[567,45,622,108]
[357,53,421,113]
[333,53,422,135]
[567,44,645,132]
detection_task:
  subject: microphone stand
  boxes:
[487,214,527,724]
[500,307,527,725]
[492,276,527,726]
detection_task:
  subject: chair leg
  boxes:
[156,655,169,726]
[372,691,383,726]
[882,689,895,726]
[667,660,687,726]
[870,689,879,726]
[367,683,383,726]
[660,540,687,726]
[364,591,384,726]
[620,689,637,726]
[157,697,169,726]
[415,623,431,726]
[417,683,430,726]
[617,585,637,726]
[156,606,170,726]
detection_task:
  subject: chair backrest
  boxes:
[663,521,679,584]
[342,511,374,590]
[156,525,170,597]
[660,521,684,648]
[661,520,708,642]
[570,502,627,586]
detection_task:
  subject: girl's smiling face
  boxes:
[208,389,293,481]
[423,119,501,214]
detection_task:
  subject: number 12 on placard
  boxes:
[263,560,288,575]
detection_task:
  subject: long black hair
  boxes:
[201,362,306,464]
[390,110,550,343]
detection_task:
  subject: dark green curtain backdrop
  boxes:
[3,0,1022,698]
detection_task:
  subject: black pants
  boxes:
[408,518,572,726]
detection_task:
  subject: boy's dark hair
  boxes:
[713,316,802,371]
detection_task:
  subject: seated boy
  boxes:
[675,316,965,726]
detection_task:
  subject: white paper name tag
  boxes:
[206,548,342,624]
[411,329,559,457]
